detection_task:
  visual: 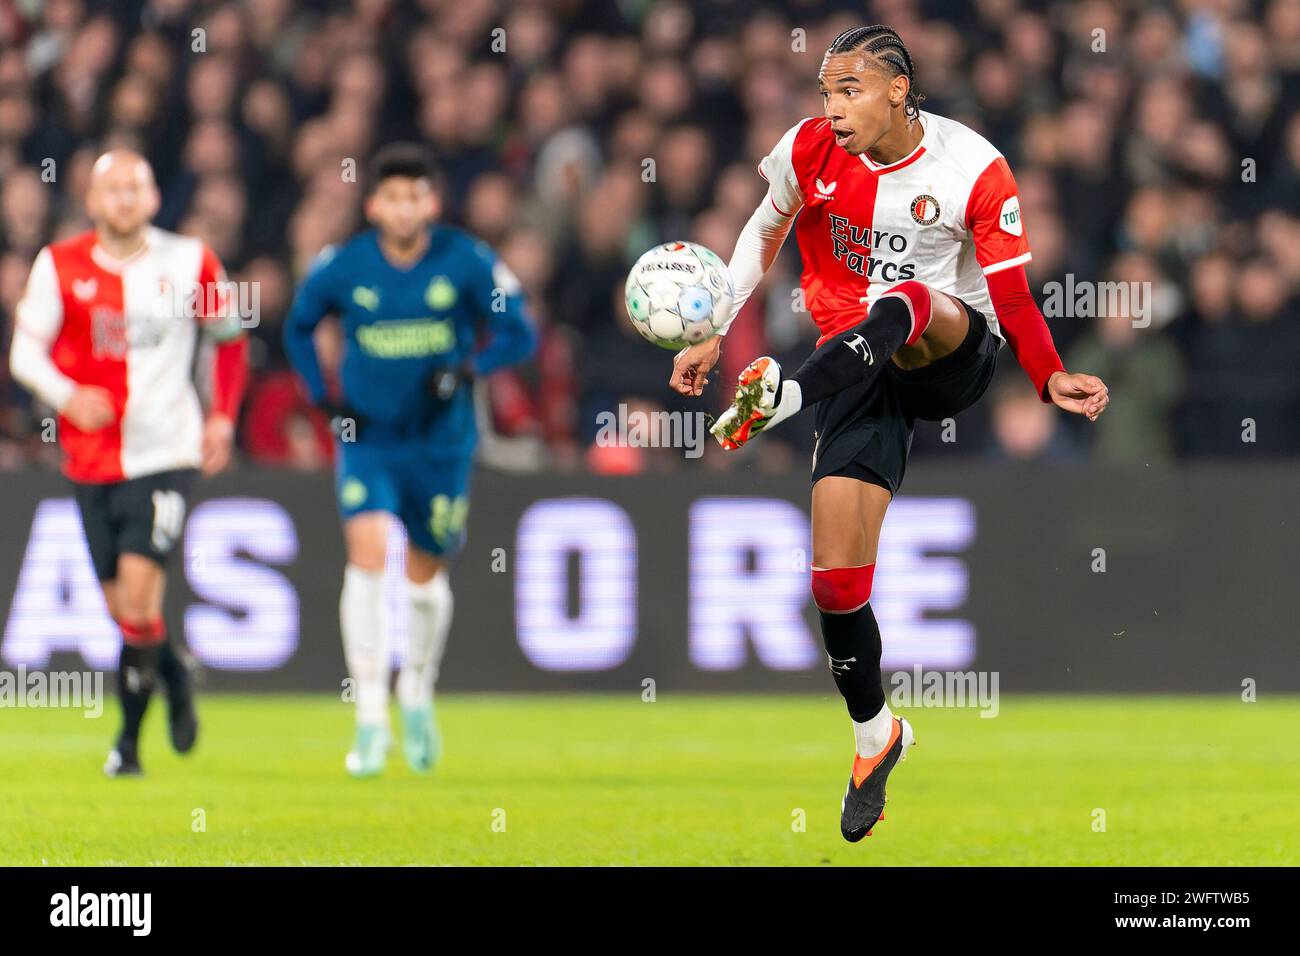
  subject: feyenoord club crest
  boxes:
[910,194,940,225]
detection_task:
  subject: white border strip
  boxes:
[982,252,1033,276]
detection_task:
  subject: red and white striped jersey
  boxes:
[13,227,232,483]
[759,111,1031,346]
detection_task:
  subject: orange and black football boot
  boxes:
[840,716,915,842]
[709,356,791,449]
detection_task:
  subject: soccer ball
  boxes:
[624,241,734,350]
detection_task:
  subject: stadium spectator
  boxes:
[1065,256,1185,463]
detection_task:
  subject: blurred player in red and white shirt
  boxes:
[8,149,249,777]
[669,25,1109,842]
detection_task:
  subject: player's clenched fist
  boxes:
[670,336,722,397]
[61,385,115,432]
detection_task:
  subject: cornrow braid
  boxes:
[827,24,924,119]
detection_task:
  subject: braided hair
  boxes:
[826,25,924,119]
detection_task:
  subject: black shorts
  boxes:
[811,300,998,495]
[72,468,197,582]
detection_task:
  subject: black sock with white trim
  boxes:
[788,282,932,407]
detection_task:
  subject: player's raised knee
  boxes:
[878,280,933,346]
[811,564,876,614]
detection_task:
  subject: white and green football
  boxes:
[624,241,735,350]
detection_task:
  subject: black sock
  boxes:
[790,296,913,407]
[156,635,196,713]
[117,642,159,747]
[820,603,886,723]
[156,636,182,691]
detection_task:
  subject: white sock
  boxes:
[853,703,896,757]
[397,571,453,711]
[340,564,389,728]
[771,379,803,427]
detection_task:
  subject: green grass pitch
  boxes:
[1,694,1296,866]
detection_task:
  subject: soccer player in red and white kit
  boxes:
[8,149,249,776]
[671,26,1110,841]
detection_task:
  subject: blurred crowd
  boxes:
[0,0,1297,474]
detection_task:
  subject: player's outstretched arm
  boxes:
[966,158,1109,421]
[987,264,1109,422]
[670,187,796,397]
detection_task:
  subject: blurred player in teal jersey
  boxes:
[284,144,536,777]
